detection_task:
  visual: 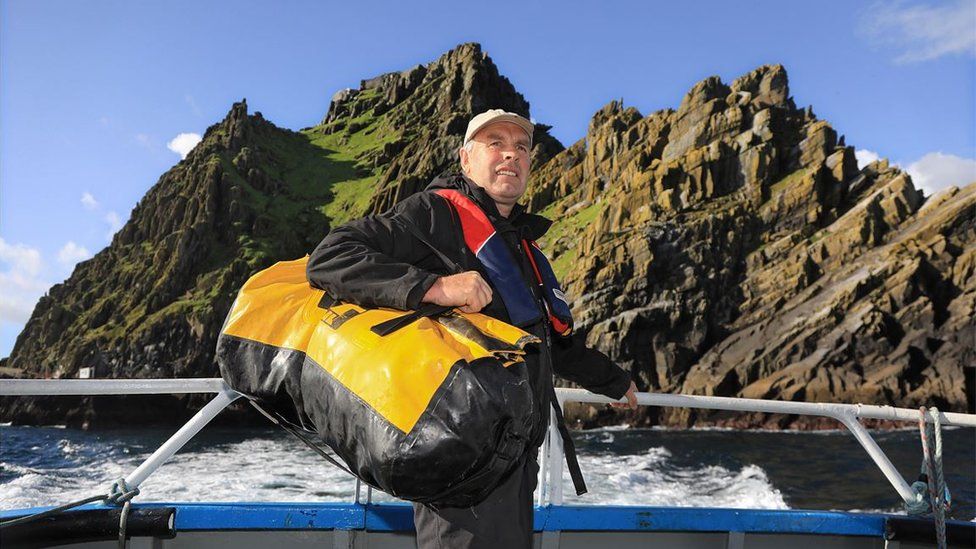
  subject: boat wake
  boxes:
[1,426,784,511]
[2,424,973,520]
[570,447,787,509]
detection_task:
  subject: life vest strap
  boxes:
[393,217,465,275]
[522,238,572,336]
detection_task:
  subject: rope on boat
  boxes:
[0,476,139,549]
[905,407,950,549]
[0,494,109,528]
[108,477,140,549]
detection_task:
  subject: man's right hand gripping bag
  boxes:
[216,257,538,507]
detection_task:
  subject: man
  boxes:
[307,109,638,548]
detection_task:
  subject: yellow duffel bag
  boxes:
[216,257,538,506]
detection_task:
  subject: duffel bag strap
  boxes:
[248,399,359,480]
[549,386,587,496]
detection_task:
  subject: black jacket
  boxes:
[307,173,631,447]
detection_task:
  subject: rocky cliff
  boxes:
[3,45,972,429]
[526,66,974,427]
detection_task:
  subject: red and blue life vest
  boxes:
[434,189,574,336]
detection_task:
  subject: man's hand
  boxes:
[422,271,493,313]
[610,381,639,410]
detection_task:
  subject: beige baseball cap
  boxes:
[463,109,534,148]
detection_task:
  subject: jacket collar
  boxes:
[426,172,552,240]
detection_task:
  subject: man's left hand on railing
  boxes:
[610,381,639,410]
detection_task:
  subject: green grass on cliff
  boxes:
[16,98,413,377]
[217,113,395,264]
[537,200,604,279]
[302,107,403,225]
[196,104,397,306]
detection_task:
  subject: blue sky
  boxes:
[1,0,974,358]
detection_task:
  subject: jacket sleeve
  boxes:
[551,332,632,399]
[306,193,456,310]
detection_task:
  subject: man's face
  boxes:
[459,122,531,209]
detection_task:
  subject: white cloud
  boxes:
[57,241,91,267]
[0,238,42,277]
[81,192,99,210]
[0,238,50,324]
[135,133,154,150]
[906,152,976,195]
[855,149,881,169]
[860,0,976,63]
[105,211,123,241]
[167,132,202,160]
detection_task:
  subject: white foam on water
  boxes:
[598,424,633,431]
[566,447,788,509]
[0,458,132,510]
[0,435,368,509]
[838,507,904,515]
[57,439,81,456]
[1,436,788,510]
[138,437,360,502]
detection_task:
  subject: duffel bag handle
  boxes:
[370,303,455,336]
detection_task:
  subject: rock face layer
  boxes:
[3,47,972,429]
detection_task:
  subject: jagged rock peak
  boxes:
[224,98,248,122]
[587,100,644,136]
[194,99,280,155]
[322,42,530,126]
[675,75,731,116]
[674,65,793,120]
[214,99,252,139]
[319,43,562,215]
[730,64,791,109]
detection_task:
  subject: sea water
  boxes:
[1,425,973,520]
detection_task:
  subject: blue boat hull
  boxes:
[3,503,974,548]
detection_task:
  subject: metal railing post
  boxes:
[832,410,914,502]
[124,387,241,489]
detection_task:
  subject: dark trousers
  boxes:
[413,456,539,549]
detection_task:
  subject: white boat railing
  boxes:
[538,389,976,507]
[1,378,973,509]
